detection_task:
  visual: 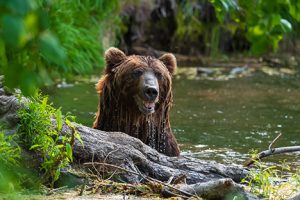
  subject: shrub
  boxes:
[18,92,81,186]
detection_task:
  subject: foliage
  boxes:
[40,0,120,74]
[0,130,25,195]
[242,161,300,199]
[0,131,21,193]
[18,92,81,186]
[173,0,300,55]
[0,0,120,96]
[0,131,21,167]
[175,1,203,42]
[211,0,300,54]
[173,1,211,55]
[0,127,44,196]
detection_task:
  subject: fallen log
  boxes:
[65,123,249,184]
[0,83,256,199]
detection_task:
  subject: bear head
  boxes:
[93,47,180,156]
[104,47,176,115]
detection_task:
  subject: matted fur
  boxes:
[93,48,180,156]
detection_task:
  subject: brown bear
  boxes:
[93,47,180,157]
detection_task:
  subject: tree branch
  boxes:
[244,146,300,167]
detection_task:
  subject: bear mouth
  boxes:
[134,96,156,114]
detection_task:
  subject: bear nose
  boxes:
[144,86,158,101]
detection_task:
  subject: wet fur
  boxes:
[93,51,180,157]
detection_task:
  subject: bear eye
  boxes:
[132,69,143,78]
[155,71,163,80]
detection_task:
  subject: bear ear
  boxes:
[105,47,126,73]
[159,53,177,75]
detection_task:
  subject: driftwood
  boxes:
[0,83,258,199]
[61,124,257,199]
[244,146,300,167]
[82,162,258,199]
[244,133,300,167]
[68,124,248,184]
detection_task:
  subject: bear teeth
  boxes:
[143,101,155,109]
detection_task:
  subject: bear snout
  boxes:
[144,86,158,101]
[142,71,159,102]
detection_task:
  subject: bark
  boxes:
[0,83,256,199]
[0,78,20,132]
[63,124,249,184]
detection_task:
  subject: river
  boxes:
[46,70,300,167]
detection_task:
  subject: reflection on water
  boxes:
[46,73,300,166]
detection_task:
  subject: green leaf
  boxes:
[54,169,60,181]
[19,70,38,96]
[2,15,27,48]
[250,37,269,55]
[55,144,65,149]
[221,1,229,12]
[0,39,8,68]
[280,19,292,33]
[75,133,84,146]
[6,0,37,16]
[29,144,41,150]
[55,109,63,132]
[39,32,66,66]
[65,143,73,162]
[289,1,300,22]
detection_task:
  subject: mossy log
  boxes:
[0,84,258,199]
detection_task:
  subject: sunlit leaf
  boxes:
[251,26,264,36]
[24,13,38,35]
[65,143,73,162]
[54,169,60,181]
[280,19,292,33]
[30,144,41,150]
[55,109,63,132]
[221,1,229,12]
[75,133,83,146]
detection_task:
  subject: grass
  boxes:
[242,160,300,199]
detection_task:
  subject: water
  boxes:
[45,73,300,166]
